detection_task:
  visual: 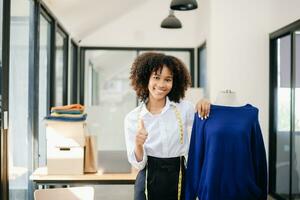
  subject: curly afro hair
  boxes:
[129,52,191,103]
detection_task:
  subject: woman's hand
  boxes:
[135,119,148,147]
[135,119,148,162]
[196,99,211,119]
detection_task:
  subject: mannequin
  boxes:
[186,89,267,200]
[215,89,240,106]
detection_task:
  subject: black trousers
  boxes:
[134,156,185,200]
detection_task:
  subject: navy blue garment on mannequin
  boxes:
[185,104,267,200]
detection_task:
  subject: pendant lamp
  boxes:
[170,0,198,10]
[160,10,182,29]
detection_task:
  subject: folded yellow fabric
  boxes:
[51,104,84,112]
[50,112,86,118]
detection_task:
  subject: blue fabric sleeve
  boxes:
[185,114,205,200]
[251,115,268,200]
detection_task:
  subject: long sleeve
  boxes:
[185,114,206,200]
[251,116,268,200]
[124,115,147,170]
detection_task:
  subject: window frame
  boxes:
[269,19,300,200]
[69,40,79,104]
[197,42,207,92]
[0,0,11,199]
[53,24,69,106]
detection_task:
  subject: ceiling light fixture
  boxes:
[170,0,198,11]
[160,10,182,29]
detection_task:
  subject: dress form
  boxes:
[215,89,240,106]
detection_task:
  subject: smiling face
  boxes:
[148,65,173,102]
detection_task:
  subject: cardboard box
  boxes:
[45,120,87,174]
[45,121,86,147]
[47,144,84,175]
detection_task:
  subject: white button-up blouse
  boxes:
[124,98,195,170]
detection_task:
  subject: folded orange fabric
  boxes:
[51,104,85,112]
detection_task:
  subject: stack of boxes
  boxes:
[45,104,87,175]
[46,121,86,175]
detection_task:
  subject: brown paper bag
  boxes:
[84,135,98,173]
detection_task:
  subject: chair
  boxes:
[34,186,94,200]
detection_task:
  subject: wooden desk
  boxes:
[30,167,138,188]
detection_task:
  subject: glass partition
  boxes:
[69,41,78,104]
[275,35,291,198]
[84,50,137,148]
[84,50,137,173]
[38,12,52,167]
[8,0,32,198]
[198,44,207,96]
[54,29,67,106]
[292,31,300,199]
[270,24,300,199]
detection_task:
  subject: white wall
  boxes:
[268,0,300,32]
[195,0,210,46]
[205,0,300,153]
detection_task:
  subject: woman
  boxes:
[124,52,210,200]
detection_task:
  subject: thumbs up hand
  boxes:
[135,119,148,147]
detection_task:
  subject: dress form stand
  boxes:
[215,89,240,106]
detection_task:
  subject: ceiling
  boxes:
[41,0,201,45]
[42,0,151,41]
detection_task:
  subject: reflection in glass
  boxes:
[276,35,291,198]
[8,0,32,199]
[292,31,300,199]
[38,14,51,166]
[55,30,65,106]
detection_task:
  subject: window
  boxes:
[274,35,291,199]
[38,11,53,167]
[8,0,33,199]
[293,30,300,199]
[69,41,79,104]
[84,50,137,153]
[269,20,300,200]
[197,43,207,95]
[54,27,68,106]
[0,0,10,198]
[2,1,75,199]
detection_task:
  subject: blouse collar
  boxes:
[140,97,176,117]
